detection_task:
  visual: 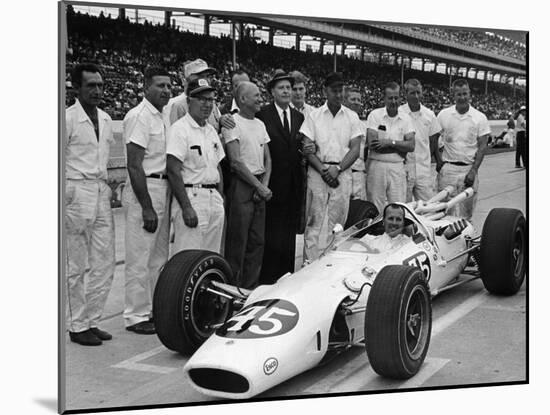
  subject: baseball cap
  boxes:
[324,72,344,88]
[184,59,217,79]
[187,78,216,97]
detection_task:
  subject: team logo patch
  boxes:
[217,299,300,339]
[422,242,431,251]
[263,358,278,375]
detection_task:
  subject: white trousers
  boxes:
[351,170,367,201]
[171,188,225,256]
[65,179,115,333]
[303,169,351,262]
[122,178,170,326]
[366,159,407,214]
[437,163,479,220]
[406,163,435,202]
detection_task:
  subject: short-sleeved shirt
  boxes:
[351,120,368,171]
[222,114,270,175]
[123,98,168,175]
[166,113,225,185]
[366,107,416,163]
[65,99,114,180]
[290,102,315,119]
[399,103,441,176]
[516,114,526,132]
[163,92,222,130]
[300,103,364,163]
[437,105,491,165]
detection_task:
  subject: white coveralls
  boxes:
[122,98,171,327]
[350,120,368,200]
[65,100,115,333]
[365,108,415,213]
[300,103,364,262]
[437,105,491,220]
[166,113,225,255]
[398,103,441,202]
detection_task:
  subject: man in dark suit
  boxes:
[257,70,308,285]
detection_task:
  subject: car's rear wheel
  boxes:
[153,250,234,355]
[479,208,526,295]
[365,265,432,379]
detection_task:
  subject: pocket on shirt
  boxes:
[189,145,207,169]
[148,127,165,154]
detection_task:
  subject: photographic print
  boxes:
[59,0,527,412]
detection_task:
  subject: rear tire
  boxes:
[479,208,526,295]
[365,265,432,379]
[153,250,234,355]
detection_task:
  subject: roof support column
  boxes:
[203,15,210,36]
[295,34,301,51]
[333,42,337,72]
[268,28,274,46]
[232,22,237,69]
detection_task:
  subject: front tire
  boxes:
[153,250,234,355]
[365,265,432,379]
[479,208,526,295]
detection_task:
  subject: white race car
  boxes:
[152,187,526,400]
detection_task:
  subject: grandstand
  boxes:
[64,5,526,122]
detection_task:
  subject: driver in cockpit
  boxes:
[360,203,411,253]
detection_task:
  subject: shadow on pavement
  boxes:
[34,398,57,413]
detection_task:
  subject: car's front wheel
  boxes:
[365,265,432,379]
[153,250,235,355]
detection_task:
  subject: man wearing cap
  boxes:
[515,105,527,168]
[65,63,115,346]
[436,78,490,220]
[257,70,307,284]
[222,81,272,289]
[399,78,441,202]
[344,86,368,201]
[163,59,235,132]
[366,81,416,213]
[300,72,363,262]
[166,78,226,255]
[123,66,172,335]
[289,70,315,119]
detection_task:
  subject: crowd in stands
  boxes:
[407,26,526,60]
[66,9,525,121]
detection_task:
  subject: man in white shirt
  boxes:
[223,81,273,289]
[123,66,172,335]
[344,86,368,201]
[166,78,226,255]
[300,72,364,262]
[515,105,527,168]
[65,63,115,346]
[436,79,491,220]
[399,78,442,202]
[360,203,411,253]
[366,82,416,213]
[289,70,315,118]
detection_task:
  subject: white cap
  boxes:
[184,59,216,79]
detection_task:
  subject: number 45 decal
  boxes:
[403,252,431,281]
[217,299,300,339]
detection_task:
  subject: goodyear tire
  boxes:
[479,208,526,295]
[365,265,432,379]
[153,250,234,355]
[345,199,379,230]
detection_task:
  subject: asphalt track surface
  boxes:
[62,151,527,412]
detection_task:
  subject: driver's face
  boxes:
[384,206,405,238]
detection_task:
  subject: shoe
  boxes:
[126,321,156,335]
[90,327,112,341]
[69,329,102,346]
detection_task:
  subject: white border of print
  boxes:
[5,0,544,414]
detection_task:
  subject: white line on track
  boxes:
[303,290,488,394]
[111,346,177,374]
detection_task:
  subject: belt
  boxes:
[351,169,365,173]
[147,173,168,179]
[323,161,340,165]
[447,162,471,166]
[184,184,218,189]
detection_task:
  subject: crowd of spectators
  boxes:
[407,26,526,60]
[66,9,525,121]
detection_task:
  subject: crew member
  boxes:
[344,86,367,200]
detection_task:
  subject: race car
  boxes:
[152,186,526,400]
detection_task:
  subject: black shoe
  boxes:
[69,329,102,346]
[126,321,156,335]
[90,327,112,341]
